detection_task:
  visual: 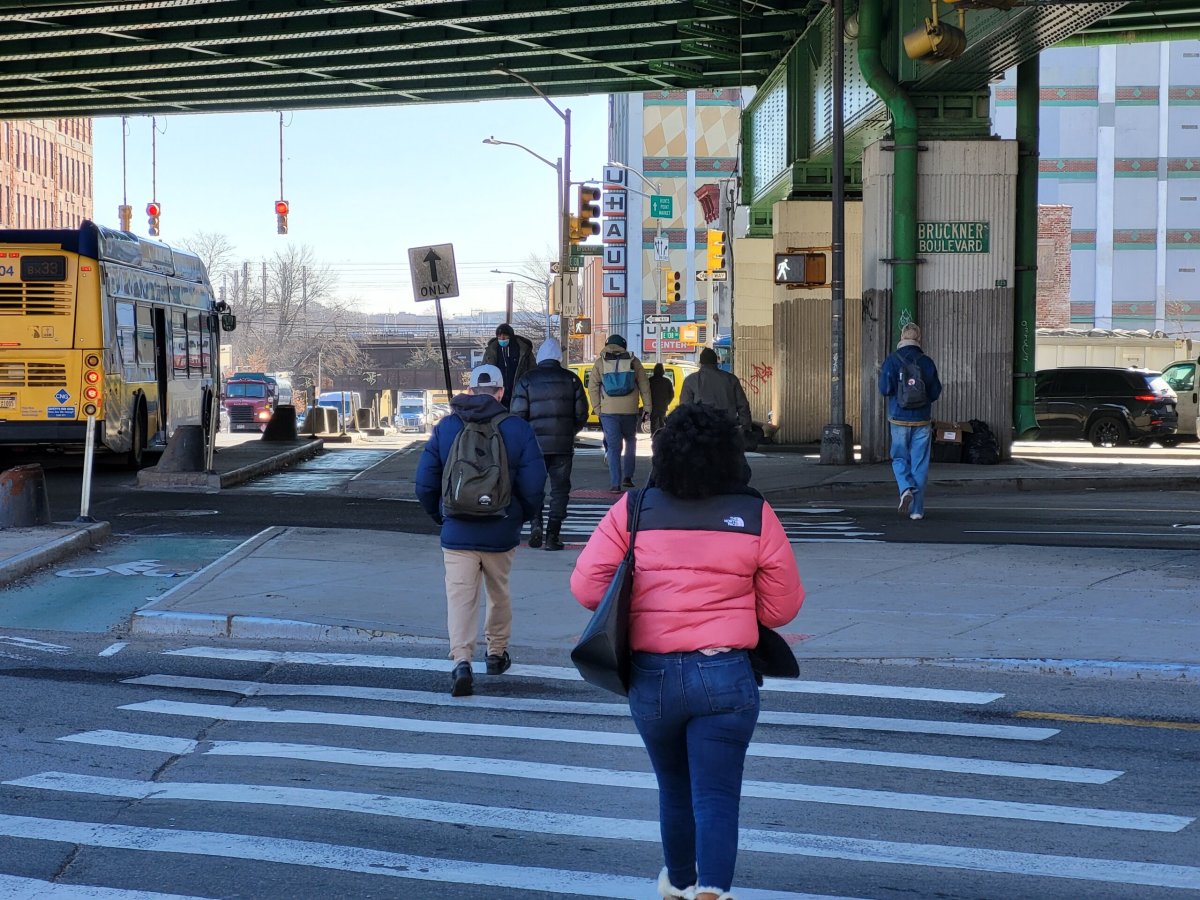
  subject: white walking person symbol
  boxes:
[776,257,791,281]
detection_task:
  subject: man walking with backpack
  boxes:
[588,333,651,493]
[510,337,588,551]
[415,364,547,697]
[878,322,943,521]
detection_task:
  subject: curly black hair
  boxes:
[652,402,743,499]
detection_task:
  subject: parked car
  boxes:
[1160,356,1199,444]
[1034,367,1178,447]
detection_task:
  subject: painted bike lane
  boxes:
[0,536,243,633]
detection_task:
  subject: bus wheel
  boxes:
[126,406,146,469]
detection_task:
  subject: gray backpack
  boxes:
[896,355,929,410]
[441,412,512,518]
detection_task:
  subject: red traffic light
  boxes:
[275,200,289,215]
[145,202,161,216]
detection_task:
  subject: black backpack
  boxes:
[441,412,512,517]
[896,355,929,409]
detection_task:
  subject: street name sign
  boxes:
[650,195,673,218]
[918,222,989,253]
[574,244,602,255]
[408,243,460,302]
[644,314,670,325]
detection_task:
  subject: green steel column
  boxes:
[1013,56,1041,440]
[857,0,918,341]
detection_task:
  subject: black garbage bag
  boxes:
[963,419,1000,465]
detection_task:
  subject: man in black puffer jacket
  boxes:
[510,338,588,550]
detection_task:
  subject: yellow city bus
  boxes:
[0,221,233,466]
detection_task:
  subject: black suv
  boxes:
[1034,367,1178,447]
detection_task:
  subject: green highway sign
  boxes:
[918,222,990,253]
[650,195,673,219]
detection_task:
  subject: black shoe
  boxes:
[528,517,544,549]
[621,477,634,488]
[609,485,622,493]
[544,521,564,552]
[485,650,512,675]
[450,661,473,696]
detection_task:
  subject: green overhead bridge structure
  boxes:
[0,0,1193,453]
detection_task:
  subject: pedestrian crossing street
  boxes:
[551,503,882,544]
[2,647,1198,899]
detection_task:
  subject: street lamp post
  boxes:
[492,268,552,340]
[492,66,571,363]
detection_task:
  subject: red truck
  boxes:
[223,372,277,432]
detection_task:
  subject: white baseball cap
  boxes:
[469,364,503,388]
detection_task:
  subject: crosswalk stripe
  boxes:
[0,874,210,900]
[0,814,840,900]
[125,674,1056,740]
[117,700,1120,782]
[6,786,1197,892]
[16,749,1190,831]
[161,647,1006,704]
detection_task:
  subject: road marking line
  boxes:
[117,700,1120,782]
[15,763,1191,833]
[0,634,70,653]
[60,729,199,755]
[126,674,1055,740]
[0,814,836,900]
[964,530,1169,537]
[0,874,209,899]
[161,647,1005,704]
[1016,710,1200,731]
[99,642,128,657]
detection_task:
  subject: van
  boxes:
[317,391,362,430]
[1160,356,1200,443]
[569,359,697,430]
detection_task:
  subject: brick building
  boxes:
[0,118,93,229]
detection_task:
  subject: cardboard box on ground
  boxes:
[932,420,972,464]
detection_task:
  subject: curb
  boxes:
[131,609,444,644]
[814,656,1200,683]
[0,521,112,588]
[219,438,325,488]
[135,439,325,491]
[762,471,1200,501]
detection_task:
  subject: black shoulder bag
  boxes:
[569,485,647,696]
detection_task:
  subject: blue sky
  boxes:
[92,95,610,317]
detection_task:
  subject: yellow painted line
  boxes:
[1016,711,1200,732]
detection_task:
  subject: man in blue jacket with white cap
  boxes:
[415,364,546,697]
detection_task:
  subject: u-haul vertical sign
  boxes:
[602,165,627,301]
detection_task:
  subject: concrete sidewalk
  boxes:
[5,434,1200,680]
[130,524,1200,681]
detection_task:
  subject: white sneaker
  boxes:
[898,488,914,516]
[910,512,924,521]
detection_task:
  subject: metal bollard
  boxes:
[77,414,97,523]
[1,463,52,528]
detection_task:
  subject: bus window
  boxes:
[187,311,202,373]
[116,302,135,368]
[171,309,187,374]
[200,322,212,369]
[135,303,155,373]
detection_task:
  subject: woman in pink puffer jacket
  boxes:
[571,403,804,900]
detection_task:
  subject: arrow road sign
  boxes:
[407,243,460,302]
[644,314,670,325]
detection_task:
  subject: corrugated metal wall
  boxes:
[732,325,775,423]
[861,140,1019,461]
[773,298,864,445]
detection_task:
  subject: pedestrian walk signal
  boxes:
[571,316,592,337]
[774,251,827,287]
[145,202,161,237]
[663,269,681,310]
[705,228,726,273]
[275,199,289,235]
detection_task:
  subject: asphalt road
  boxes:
[0,632,1197,900]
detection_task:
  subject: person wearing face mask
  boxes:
[483,323,535,409]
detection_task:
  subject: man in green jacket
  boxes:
[680,347,752,432]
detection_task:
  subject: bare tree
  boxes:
[178,231,237,294]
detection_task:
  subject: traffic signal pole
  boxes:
[560,108,572,364]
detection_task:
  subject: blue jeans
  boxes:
[628,650,760,894]
[599,413,638,487]
[889,422,932,515]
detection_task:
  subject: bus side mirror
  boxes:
[220,313,237,332]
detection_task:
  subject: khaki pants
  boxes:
[443,548,516,663]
